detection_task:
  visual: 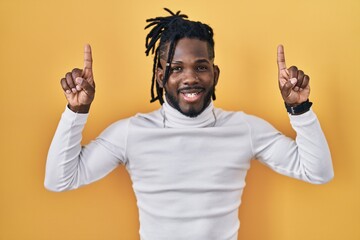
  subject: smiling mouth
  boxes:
[182,91,201,98]
[179,88,204,102]
[178,87,204,94]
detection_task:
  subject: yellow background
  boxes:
[0,0,359,239]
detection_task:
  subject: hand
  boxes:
[60,44,95,113]
[277,45,310,106]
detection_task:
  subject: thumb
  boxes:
[281,78,297,99]
[76,77,95,98]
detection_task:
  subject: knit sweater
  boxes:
[45,101,333,240]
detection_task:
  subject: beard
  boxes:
[165,86,215,118]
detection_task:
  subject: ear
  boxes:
[213,65,220,86]
[156,67,164,88]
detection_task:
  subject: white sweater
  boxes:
[45,101,333,240]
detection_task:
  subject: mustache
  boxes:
[177,86,205,94]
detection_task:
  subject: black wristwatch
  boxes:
[285,99,313,115]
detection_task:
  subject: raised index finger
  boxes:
[83,44,93,78]
[277,44,287,71]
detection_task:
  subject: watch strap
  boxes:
[285,99,313,115]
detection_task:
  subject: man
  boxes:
[45,9,334,240]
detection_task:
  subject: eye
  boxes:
[170,66,182,73]
[197,65,208,71]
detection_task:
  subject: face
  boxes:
[156,38,220,118]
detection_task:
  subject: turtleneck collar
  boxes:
[161,98,216,128]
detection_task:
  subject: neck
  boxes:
[162,99,216,128]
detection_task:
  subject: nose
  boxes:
[182,70,199,85]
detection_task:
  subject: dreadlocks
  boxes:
[145,8,216,104]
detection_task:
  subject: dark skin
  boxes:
[60,43,310,113]
[277,45,310,106]
[60,44,95,113]
[156,38,220,117]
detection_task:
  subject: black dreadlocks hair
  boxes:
[145,8,216,105]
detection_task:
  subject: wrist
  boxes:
[285,99,312,115]
[68,104,91,113]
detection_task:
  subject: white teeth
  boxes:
[185,92,198,98]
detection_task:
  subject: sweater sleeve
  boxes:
[246,109,334,184]
[44,106,129,192]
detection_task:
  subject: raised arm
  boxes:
[45,45,124,192]
[249,45,333,183]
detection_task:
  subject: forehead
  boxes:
[165,38,211,60]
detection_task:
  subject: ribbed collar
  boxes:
[161,98,216,128]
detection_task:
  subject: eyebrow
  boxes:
[171,59,211,64]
